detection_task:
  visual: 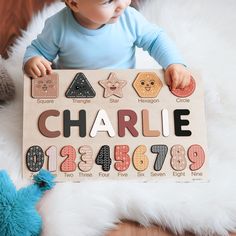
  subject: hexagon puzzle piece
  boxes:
[133,72,163,98]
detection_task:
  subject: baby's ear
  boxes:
[65,0,80,12]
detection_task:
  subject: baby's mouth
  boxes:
[145,87,151,91]
[112,13,122,19]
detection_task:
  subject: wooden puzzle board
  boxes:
[23,69,208,182]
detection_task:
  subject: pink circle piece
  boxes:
[170,77,196,98]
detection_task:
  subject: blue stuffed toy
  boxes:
[0,169,55,236]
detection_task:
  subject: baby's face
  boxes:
[67,0,131,29]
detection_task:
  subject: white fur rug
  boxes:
[1,0,236,235]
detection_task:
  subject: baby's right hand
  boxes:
[24,56,52,79]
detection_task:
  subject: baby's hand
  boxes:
[164,64,191,89]
[24,56,52,79]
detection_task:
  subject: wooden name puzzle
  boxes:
[23,70,208,182]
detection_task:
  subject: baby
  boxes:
[23,0,191,89]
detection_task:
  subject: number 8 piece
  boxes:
[23,70,208,182]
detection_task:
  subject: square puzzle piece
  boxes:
[31,73,59,99]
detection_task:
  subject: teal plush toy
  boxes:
[0,169,55,236]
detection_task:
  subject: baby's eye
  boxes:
[140,80,145,86]
[46,80,52,84]
[102,0,114,5]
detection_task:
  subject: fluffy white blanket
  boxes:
[1,0,236,235]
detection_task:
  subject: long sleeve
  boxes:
[23,17,61,65]
[129,8,185,69]
[23,6,185,70]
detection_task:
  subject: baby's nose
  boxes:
[115,0,128,11]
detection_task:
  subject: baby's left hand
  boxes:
[164,64,191,89]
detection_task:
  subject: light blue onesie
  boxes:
[23,6,184,69]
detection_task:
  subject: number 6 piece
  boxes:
[23,70,208,182]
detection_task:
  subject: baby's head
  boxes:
[64,0,131,29]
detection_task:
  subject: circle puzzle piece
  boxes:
[65,73,96,98]
[133,72,163,98]
[170,76,196,98]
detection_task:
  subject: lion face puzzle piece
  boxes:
[133,72,163,98]
[65,72,96,98]
[99,72,127,98]
[31,73,59,99]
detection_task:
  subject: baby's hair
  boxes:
[62,1,141,10]
[61,0,78,2]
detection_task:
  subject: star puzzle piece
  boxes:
[99,72,127,98]
[133,72,163,98]
[65,73,96,98]
[31,73,59,99]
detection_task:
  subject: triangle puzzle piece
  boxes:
[65,73,96,98]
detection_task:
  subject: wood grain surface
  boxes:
[106,221,236,236]
[106,221,194,236]
[0,0,235,235]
